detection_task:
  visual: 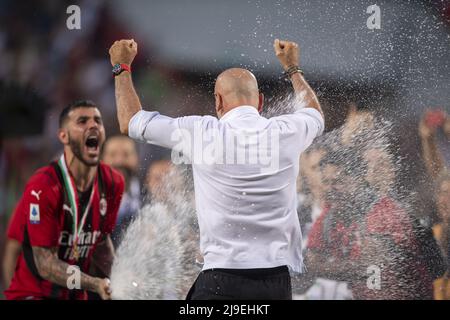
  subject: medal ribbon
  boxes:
[57,154,95,260]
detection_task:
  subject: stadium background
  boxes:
[1,0,450,298]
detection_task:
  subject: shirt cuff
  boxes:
[128,110,160,141]
[296,108,325,136]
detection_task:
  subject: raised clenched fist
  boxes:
[109,39,138,66]
[273,39,299,71]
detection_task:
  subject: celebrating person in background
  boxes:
[433,172,450,299]
[419,109,450,300]
[419,109,450,179]
[4,101,124,300]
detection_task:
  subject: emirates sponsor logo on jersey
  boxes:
[59,230,102,246]
[64,245,93,261]
[59,230,102,260]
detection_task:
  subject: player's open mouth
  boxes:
[85,135,99,155]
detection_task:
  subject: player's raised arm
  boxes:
[109,39,141,135]
[273,39,323,119]
[109,39,204,153]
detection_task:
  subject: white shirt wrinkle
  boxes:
[128,105,324,273]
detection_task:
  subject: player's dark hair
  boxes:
[59,100,98,128]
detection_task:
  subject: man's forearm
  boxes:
[115,72,142,135]
[2,240,22,288]
[290,72,323,117]
[33,247,99,292]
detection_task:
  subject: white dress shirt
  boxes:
[129,105,324,273]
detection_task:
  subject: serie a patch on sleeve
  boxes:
[29,203,40,224]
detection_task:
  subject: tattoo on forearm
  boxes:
[32,247,98,292]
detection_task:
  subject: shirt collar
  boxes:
[219,105,260,123]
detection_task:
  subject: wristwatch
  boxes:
[112,63,131,76]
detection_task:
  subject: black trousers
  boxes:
[186,266,292,300]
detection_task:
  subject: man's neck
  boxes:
[64,151,97,192]
[220,104,259,120]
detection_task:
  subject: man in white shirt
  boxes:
[108,38,324,299]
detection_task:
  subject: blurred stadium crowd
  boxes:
[0,0,449,299]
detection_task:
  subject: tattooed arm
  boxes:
[32,246,112,299]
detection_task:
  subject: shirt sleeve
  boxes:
[25,177,60,247]
[275,108,325,153]
[128,110,204,151]
[103,171,125,235]
[7,202,26,242]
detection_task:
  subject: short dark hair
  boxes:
[59,100,98,128]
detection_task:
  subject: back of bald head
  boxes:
[215,68,260,108]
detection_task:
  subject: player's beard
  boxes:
[68,133,99,167]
